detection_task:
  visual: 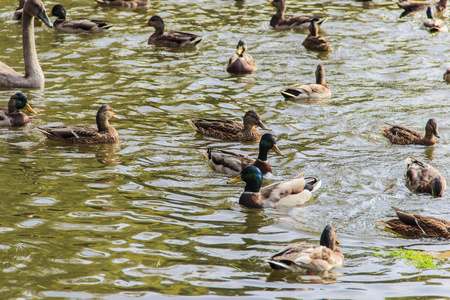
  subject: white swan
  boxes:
[0,0,52,88]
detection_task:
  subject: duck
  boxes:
[0,93,37,126]
[141,15,203,47]
[94,0,149,7]
[270,0,327,30]
[0,0,52,88]
[377,207,450,239]
[228,166,321,208]
[49,5,113,33]
[302,20,332,52]
[280,64,331,99]
[188,110,267,142]
[404,157,446,197]
[267,225,344,272]
[381,118,439,146]
[204,133,284,176]
[12,0,25,20]
[38,104,120,144]
[397,0,447,18]
[444,68,450,83]
[421,6,448,32]
[227,40,257,74]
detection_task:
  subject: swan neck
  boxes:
[22,11,43,82]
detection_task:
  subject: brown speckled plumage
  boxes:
[381,119,439,146]
[95,0,148,7]
[404,157,446,197]
[397,0,447,18]
[302,20,332,52]
[280,64,331,99]
[188,110,267,141]
[377,207,450,239]
[38,104,120,144]
[270,0,326,30]
[444,68,450,83]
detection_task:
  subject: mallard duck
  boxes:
[228,166,321,208]
[49,5,112,33]
[0,93,37,126]
[270,0,327,30]
[444,68,450,83]
[95,0,149,7]
[377,207,450,239]
[0,0,52,88]
[12,0,25,20]
[227,40,257,74]
[404,157,446,197]
[397,0,447,18]
[204,133,284,176]
[188,110,267,142]
[267,225,344,272]
[280,64,331,99]
[141,15,203,47]
[421,6,448,32]
[302,20,332,52]
[381,118,439,146]
[38,104,120,144]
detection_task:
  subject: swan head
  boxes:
[24,0,53,28]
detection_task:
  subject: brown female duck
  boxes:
[397,0,447,17]
[188,110,267,142]
[270,0,326,30]
[204,133,284,176]
[377,207,450,239]
[280,64,331,99]
[0,93,37,126]
[381,118,439,146]
[38,104,120,144]
[95,0,149,7]
[302,20,332,52]
[141,15,203,47]
[228,166,321,208]
[268,225,344,272]
[227,40,257,74]
[404,157,446,197]
[444,68,450,83]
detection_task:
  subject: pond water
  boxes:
[1,0,450,298]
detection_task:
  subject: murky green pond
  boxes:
[1,0,450,298]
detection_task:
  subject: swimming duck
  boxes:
[381,118,439,146]
[12,0,25,20]
[445,68,450,83]
[270,0,327,30]
[421,6,448,32]
[302,20,332,52]
[267,225,344,272]
[0,93,37,126]
[95,0,149,7]
[204,133,284,176]
[377,207,450,239]
[404,157,446,197]
[49,5,112,33]
[280,64,331,99]
[188,110,267,142]
[397,0,447,18]
[228,166,321,208]
[141,15,203,47]
[38,104,120,144]
[227,40,257,74]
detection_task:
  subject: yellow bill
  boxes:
[24,103,37,115]
[228,174,243,184]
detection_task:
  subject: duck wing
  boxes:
[204,148,255,175]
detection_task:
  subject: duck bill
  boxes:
[236,45,244,56]
[272,144,284,156]
[336,238,340,244]
[37,9,53,28]
[140,23,150,27]
[257,121,268,130]
[24,103,37,115]
[111,115,121,120]
[228,174,243,184]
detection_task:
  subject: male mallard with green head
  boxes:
[49,5,112,33]
[227,40,257,74]
[0,93,37,126]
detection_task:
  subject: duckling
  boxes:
[227,40,257,74]
[421,6,448,32]
[280,64,331,99]
[405,157,446,197]
[49,5,112,33]
[228,166,321,208]
[444,68,450,83]
[267,225,344,272]
[0,93,37,126]
[381,118,439,146]
[377,207,450,239]
[270,0,327,30]
[95,0,149,7]
[302,20,332,52]
[397,0,447,18]
[141,15,203,47]
[188,110,267,142]
[204,133,284,176]
[38,104,120,144]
